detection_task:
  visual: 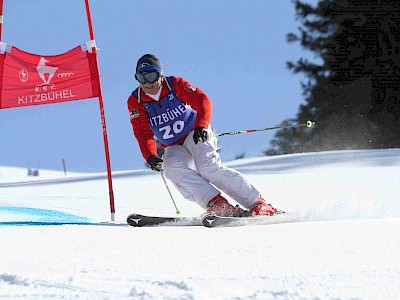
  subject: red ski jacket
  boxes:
[127,76,212,161]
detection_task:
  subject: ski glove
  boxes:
[193,127,208,144]
[147,155,163,172]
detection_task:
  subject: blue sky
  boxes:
[0,0,317,172]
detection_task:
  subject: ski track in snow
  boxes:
[1,149,400,299]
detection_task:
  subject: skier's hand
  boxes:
[193,127,208,144]
[147,155,163,172]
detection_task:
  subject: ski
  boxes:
[202,211,300,228]
[127,212,301,228]
[126,213,202,227]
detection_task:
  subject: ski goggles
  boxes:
[135,71,161,84]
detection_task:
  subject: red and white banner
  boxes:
[0,44,100,109]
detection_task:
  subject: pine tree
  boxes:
[268,0,400,155]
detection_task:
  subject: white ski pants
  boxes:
[163,127,260,209]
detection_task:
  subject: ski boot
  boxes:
[206,194,245,217]
[250,195,279,217]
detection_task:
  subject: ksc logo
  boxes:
[35,57,58,92]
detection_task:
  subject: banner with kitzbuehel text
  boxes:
[0,42,100,109]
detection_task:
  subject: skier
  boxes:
[127,54,279,217]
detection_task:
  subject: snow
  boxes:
[1,149,400,299]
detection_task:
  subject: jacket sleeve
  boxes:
[127,94,158,161]
[172,77,212,129]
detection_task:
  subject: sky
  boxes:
[0,0,318,172]
[1,149,399,298]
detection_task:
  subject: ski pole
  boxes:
[160,170,181,214]
[214,120,315,138]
